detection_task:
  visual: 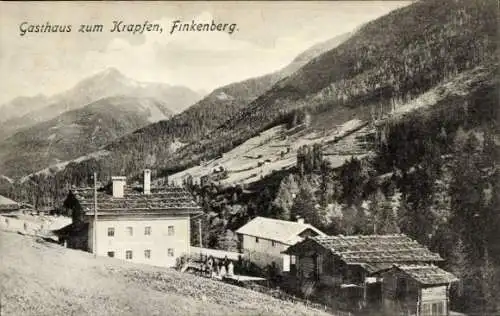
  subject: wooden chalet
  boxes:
[283,234,457,315]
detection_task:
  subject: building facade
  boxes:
[56,170,202,268]
[283,234,458,314]
[88,215,191,267]
[381,264,458,316]
[236,216,325,273]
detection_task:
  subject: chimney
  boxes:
[143,169,151,195]
[111,176,126,198]
[296,217,305,224]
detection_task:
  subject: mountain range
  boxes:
[0,69,204,177]
[0,68,202,140]
[2,0,494,188]
[0,95,177,176]
[2,0,498,313]
[0,31,352,179]
[5,0,496,185]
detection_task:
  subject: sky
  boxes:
[0,1,411,105]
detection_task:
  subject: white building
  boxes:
[236,216,325,274]
[56,170,202,268]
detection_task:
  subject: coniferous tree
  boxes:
[217,229,239,252]
[449,238,468,300]
[291,180,320,227]
[480,247,499,314]
[271,174,299,220]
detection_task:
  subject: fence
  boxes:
[222,278,353,316]
[0,214,70,238]
[0,215,39,234]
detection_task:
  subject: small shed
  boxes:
[380,264,459,316]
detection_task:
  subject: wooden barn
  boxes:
[380,264,458,316]
[283,234,457,314]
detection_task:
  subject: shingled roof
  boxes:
[284,234,443,274]
[394,264,459,285]
[71,185,202,217]
[236,216,325,245]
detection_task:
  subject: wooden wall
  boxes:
[420,286,447,316]
[381,270,420,316]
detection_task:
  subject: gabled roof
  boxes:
[393,264,459,285]
[284,234,443,273]
[70,185,202,217]
[314,234,442,263]
[235,216,325,245]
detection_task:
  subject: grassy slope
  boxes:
[0,230,330,316]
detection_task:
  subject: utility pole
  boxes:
[198,219,203,248]
[93,172,98,258]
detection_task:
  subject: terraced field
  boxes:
[167,119,371,188]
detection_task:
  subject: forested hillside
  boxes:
[161,0,496,176]
[2,32,351,187]
[171,1,499,313]
[2,0,495,203]
[103,32,352,168]
[184,62,499,314]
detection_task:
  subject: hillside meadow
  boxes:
[0,230,331,316]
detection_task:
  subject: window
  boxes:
[423,303,431,316]
[271,241,276,247]
[126,250,133,260]
[144,226,151,236]
[126,226,133,236]
[422,301,445,316]
[107,251,115,258]
[255,237,259,243]
[144,249,151,259]
[396,277,408,299]
[168,225,175,236]
[432,302,444,316]
[168,248,174,257]
[107,227,115,237]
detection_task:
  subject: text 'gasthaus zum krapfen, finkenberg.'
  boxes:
[18,20,238,36]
